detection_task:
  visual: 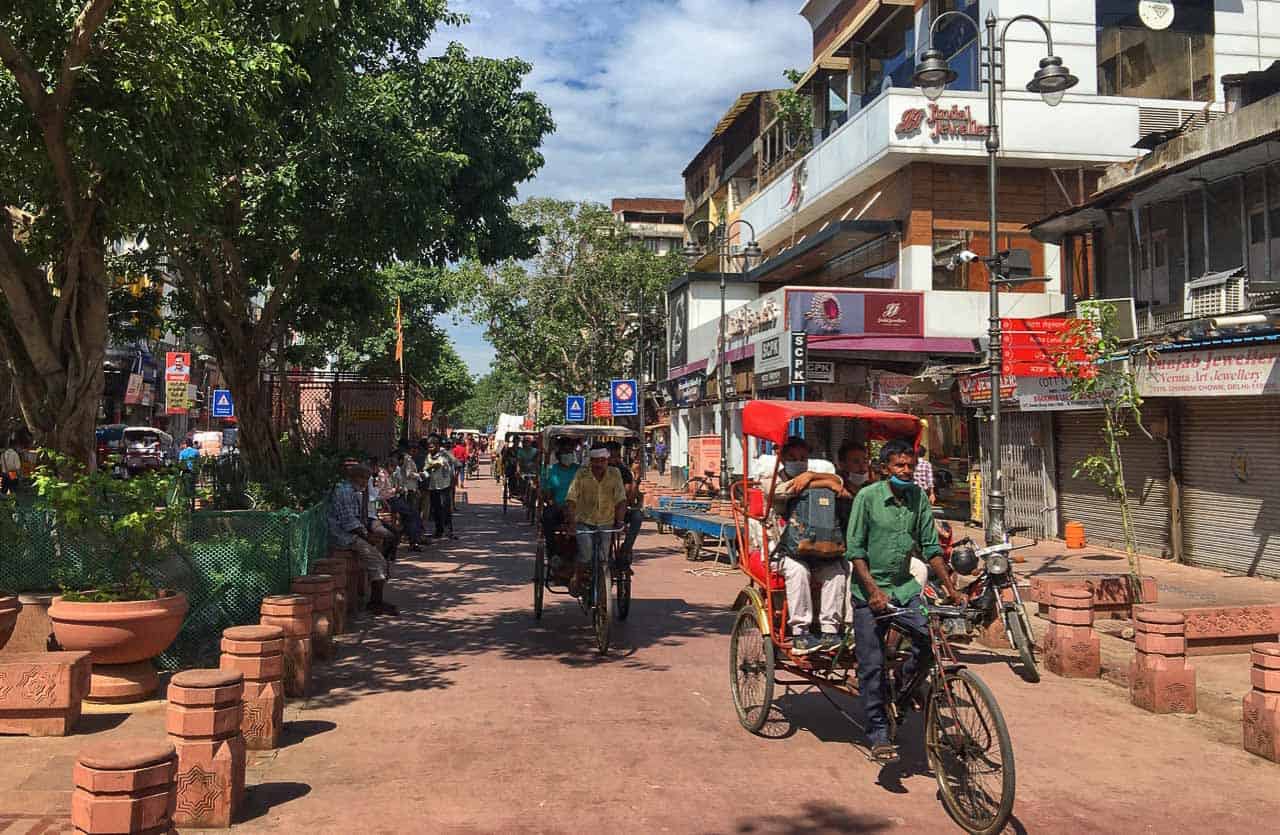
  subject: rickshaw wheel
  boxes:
[729,605,775,734]
[533,541,545,620]
[926,668,1015,835]
[593,556,611,655]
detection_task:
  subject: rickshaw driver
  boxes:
[540,436,580,565]
[562,443,627,588]
[846,438,963,764]
[772,437,851,656]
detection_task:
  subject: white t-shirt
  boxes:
[1,448,20,475]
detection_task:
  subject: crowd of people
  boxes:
[326,432,482,617]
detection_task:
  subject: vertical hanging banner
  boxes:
[165,351,191,415]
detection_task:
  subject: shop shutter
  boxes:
[1054,405,1170,556]
[1181,397,1280,577]
[979,412,1050,538]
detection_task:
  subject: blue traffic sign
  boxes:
[211,388,234,418]
[609,379,638,417]
[565,395,586,423]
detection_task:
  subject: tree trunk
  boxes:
[223,356,283,481]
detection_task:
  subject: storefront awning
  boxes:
[745,219,900,285]
[807,335,979,355]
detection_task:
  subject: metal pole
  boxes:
[719,242,729,497]
[637,283,647,473]
[984,10,1006,546]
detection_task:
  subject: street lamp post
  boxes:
[683,220,762,497]
[635,284,647,473]
[913,10,1077,545]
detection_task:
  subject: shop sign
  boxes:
[895,103,989,142]
[668,288,688,367]
[806,360,835,384]
[1014,376,1102,411]
[674,371,706,406]
[123,373,144,405]
[959,371,1016,406]
[726,290,782,341]
[755,368,788,391]
[790,332,808,384]
[786,289,923,338]
[1136,344,1280,397]
[754,334,785,374]
[872,372,916,411]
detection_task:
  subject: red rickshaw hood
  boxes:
[741,400,922,446]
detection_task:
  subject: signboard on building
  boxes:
[959,371,1017,406]
[895,103,989,141]
[1000,317,1088,378]
[806,360,835,384]
[1136,344,1280,397]
[565,395,586,423]
[1014,376,1102,411]
[872,372,917,411]
[786,289,923,338]
[789,332,808,385]
[165,351,191,415]
[668,288,688,368]
[124,373,144,405]
[673,371,705,406]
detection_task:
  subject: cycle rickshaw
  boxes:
[501,431,540,517]
[727,400,1015,835]
[532,424,636,655]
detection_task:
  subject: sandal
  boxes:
[869,743,900,765]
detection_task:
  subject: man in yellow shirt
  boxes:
[563,443,627,581]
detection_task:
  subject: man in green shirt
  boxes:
[846,438,961,763]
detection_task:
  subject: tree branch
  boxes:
[50,0,118,117]
[0,27,49,116]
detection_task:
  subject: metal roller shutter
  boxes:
[1054,405,1170,556]
[1181,397,1280,577]
[979,412,1051,538]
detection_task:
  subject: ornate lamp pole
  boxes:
[913,10,1077,544]
[683,219,762,496]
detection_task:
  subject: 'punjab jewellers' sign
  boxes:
[1137,344,1280,397]
[895,103,989,141]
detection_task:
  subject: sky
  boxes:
[441,0,813,376]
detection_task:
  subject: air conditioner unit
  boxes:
[1184,268,1246,318]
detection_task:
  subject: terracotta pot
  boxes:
[48,591,188,665]
[0,595,20,651]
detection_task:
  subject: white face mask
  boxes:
[783,459,807,478]
[558,453,576,466]
[845,471,867,487]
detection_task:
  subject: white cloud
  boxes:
[445,0,811,203]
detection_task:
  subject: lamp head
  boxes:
[912,49,956,101]
[741,241,763,267]
[682,240,704,264]
[1027,55,1077,106]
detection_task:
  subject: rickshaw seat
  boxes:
[746,487,766,520]
[745,548,785,590]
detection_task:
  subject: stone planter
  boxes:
[1029,574,1157,620]
[0,594,20,651]
[48,591,189,702]
[0,592,55,656]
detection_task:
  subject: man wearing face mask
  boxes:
[772,437,851,656]
[847,437,962,764]
[540,437,580,566]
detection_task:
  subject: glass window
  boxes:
[861,9,916,109]
[1151,199,1185,306]
[1096,0,1214,102]
[821,235,899,287]
[1268,164,1280,280]
[1207,179,1243,273]
[933,0,980,93]
[825,71,849,138]
[1187,191,1206,275]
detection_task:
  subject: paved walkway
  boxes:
[3,480,1279,832]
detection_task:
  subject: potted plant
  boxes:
[39,455,190,702]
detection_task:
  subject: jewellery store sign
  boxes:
[1137,344,1280,397]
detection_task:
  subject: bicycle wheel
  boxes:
[502,480,509,513]
[593,554,611,655]
[533,541,545,620]
[728,606,775,734]
[926,668,1016,835]
[1005,607,1040,683]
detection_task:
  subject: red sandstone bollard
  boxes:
[290,575,335,661]
[166,669,246,828]
[341,550,369,614]
[71,740,177,834]
[311,558,349,637]
[1129,609,1196,714]
[1243,642,1280,762]
[259,595,313,699]
[219,625,285,751]
[1043,588,1101,678]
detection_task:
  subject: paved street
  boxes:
[4,479,1279,833]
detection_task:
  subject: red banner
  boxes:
[1000,318,1089,377]
[591,399,611,418]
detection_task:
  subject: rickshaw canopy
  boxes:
[541,424,639,442]
[741,400,922,446]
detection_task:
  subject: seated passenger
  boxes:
[771,436,850,655]
[541,436,580,564]
[605,441,642,571]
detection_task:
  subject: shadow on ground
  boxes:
[720,800,895,834]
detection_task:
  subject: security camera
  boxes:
[947,250,981,271]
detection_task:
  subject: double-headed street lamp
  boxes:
[683,219,762,496]
[913,11,1077,545]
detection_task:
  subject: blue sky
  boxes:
[442,0,812,375]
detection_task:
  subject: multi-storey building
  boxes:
[666,0,1280,536]
[612,198,685,256]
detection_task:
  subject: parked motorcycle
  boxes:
[946,530,1040,683]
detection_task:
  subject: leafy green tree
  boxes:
[459,199,681,410]
[1053,301,1149,597]
[454,362,530,431]
[0,0,287,464]
[131,3,552,478]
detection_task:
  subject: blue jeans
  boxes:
[620,508,642,564]
[575,523,610,567]
[852,593,930,746]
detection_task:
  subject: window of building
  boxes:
[860,9,916,110]
[822,234,899,287]
[1207,179,1244,273]
[1096,0,1214,101]
[932,0,980,94]
[932,227,1044,292]
[825,71,849,138]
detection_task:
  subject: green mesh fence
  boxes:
[0,499,328,671]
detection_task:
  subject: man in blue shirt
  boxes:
[327,462,397,615]
[540,436,579,561]
[178,439,200,470]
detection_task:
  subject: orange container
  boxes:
[1064,521,1086,549]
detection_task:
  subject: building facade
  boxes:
[612,198,685,255]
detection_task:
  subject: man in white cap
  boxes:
[563,442,626,589]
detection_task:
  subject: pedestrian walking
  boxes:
[1,434,23,495]
[422,434,459,539]
[914,446,937,506]
[451,436,469,488]
[654,438,668,476]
